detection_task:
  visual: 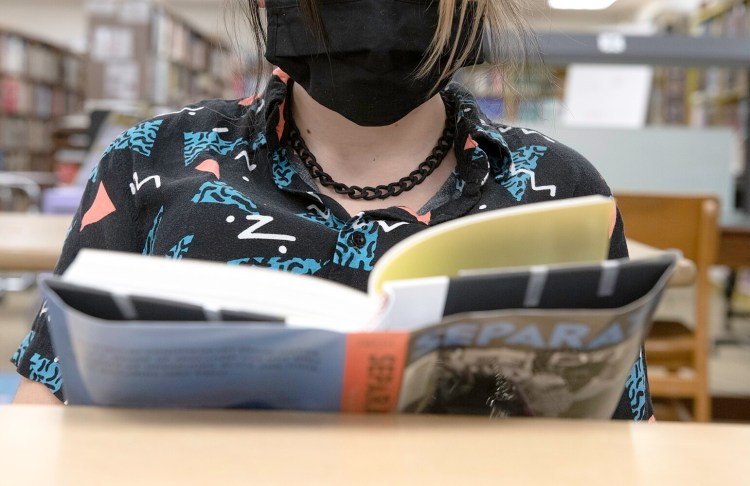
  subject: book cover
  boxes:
[41,254,678,417]
[38,196,679,417]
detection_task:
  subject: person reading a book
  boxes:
[11,0,653,420]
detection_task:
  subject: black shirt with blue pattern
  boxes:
[11,71,653,421]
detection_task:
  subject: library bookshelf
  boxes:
[86,0,237,110]
[463,2,750,133]
[0,28,84,173]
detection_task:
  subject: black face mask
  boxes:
[264,0,484,127]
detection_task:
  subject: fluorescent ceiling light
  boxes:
[549,0,617,9]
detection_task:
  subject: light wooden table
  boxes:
[0,212,72,272]
[1,406,748,485]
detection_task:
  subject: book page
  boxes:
[63,250,376,331]
[369,195,615,295]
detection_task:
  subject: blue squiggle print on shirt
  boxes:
[11,331,35,366]
[296,206,345,230]
[228,257,324,275]
[143,206,165,256]
[334,216,379,271]
[183,131,248,166]
[625,351,648,421]
[272,148,296,189]
[191,181,258,214]
[104,120,164,157]
[29,353,62,394]
[166,235,194,260]
[473,124,512,152]
[251,132,267,150]
[497,145,549,202]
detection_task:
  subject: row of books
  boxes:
[648,67,690,126]
[0,28,84,172]
[0,151,53,172]
[0,117,54,152]
[697,0,750,37]
[690,2,750,133]
[87,1,236,107]
[460,67,746,130]
[443,0,750,133]
[0,33,83,90]
[1,77,82,118]
[456,65,565,124]
[152,60,233,107]
[151,8,229,74]
[0,150,28,172]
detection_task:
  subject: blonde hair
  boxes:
[229,0,536,93]
[418,0,534,87]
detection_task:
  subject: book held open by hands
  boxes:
[41,195,678,418]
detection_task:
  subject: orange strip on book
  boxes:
[340,332,411,414]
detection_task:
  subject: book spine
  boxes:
[340,332,410,413]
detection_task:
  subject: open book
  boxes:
[41,195,678,417]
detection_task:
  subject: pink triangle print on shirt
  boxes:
[196,159,221,179]
[400,207,432,225]
[80,182,116,231]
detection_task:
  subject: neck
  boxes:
[289,82,449,183]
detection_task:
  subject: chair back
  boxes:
[614,192,720,422]
[615,193,719,273]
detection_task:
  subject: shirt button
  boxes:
[348,232,366,249]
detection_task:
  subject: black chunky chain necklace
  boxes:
[287,96,456,201]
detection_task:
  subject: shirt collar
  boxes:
[256,70,511,198]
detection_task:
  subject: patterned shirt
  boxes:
[11,71,653,420]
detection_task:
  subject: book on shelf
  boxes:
[41,195,678,418]
[87,1,235,107]
[1,29,84,172]
[1,34,26,75]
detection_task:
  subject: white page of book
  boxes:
[62,250,377,331]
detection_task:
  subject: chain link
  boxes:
[288,97,456,201]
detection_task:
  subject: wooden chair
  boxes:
[615,192,719,422]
